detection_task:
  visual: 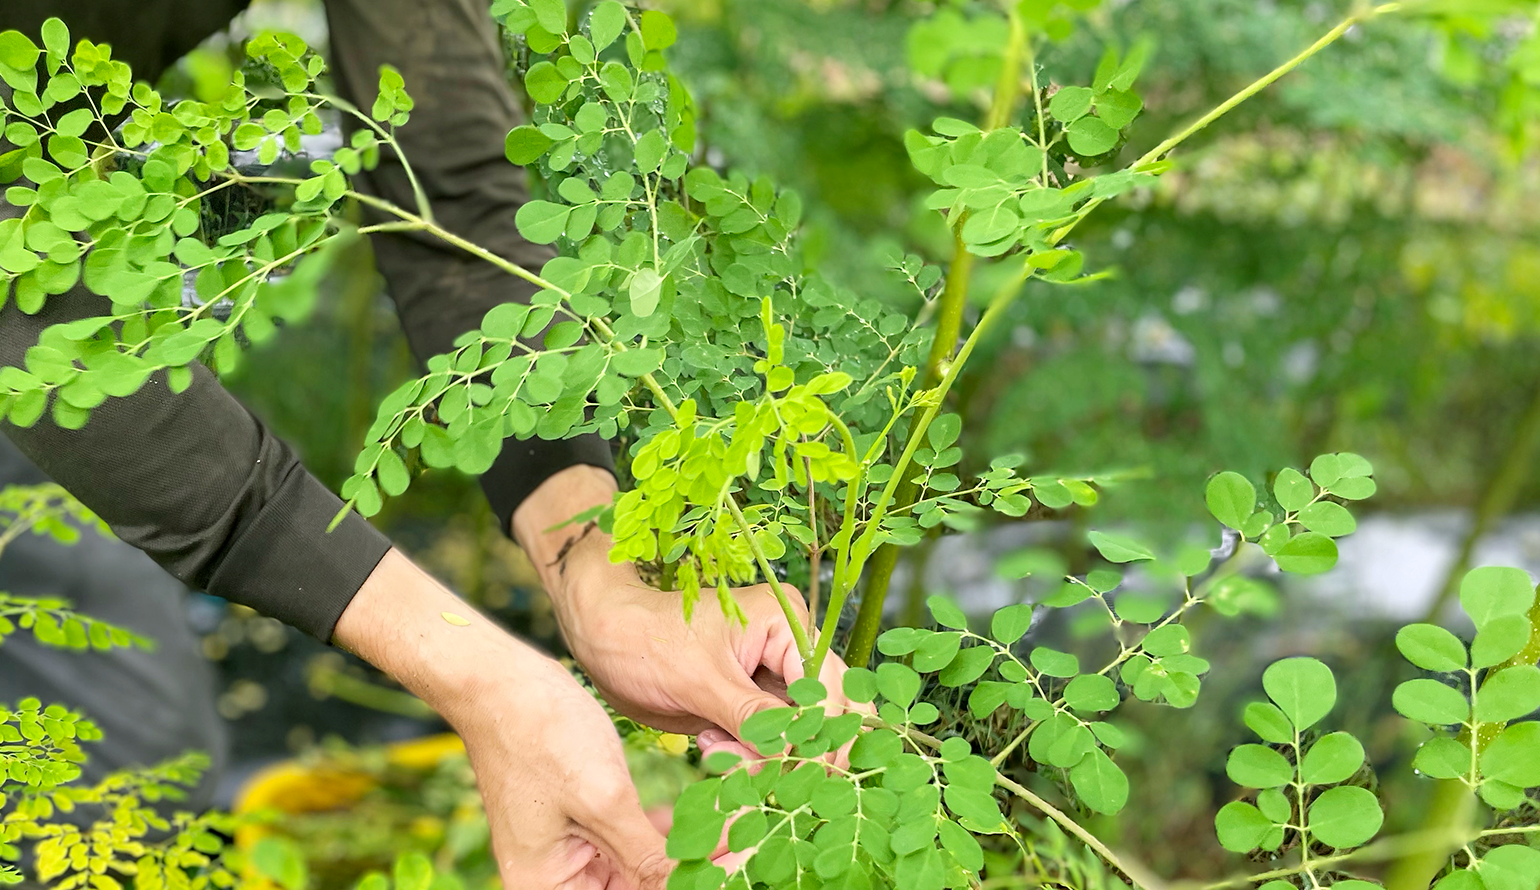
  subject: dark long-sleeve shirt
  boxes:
[0,0,613,640]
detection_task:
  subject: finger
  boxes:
[686,660,800,747]
[577,790,673,890]
[697,730,766,774]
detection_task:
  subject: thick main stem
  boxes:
[843,10,1026,666]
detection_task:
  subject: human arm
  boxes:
[332,547,670,890]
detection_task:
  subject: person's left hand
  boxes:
[512,467,858,757]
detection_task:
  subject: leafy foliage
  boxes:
[4,0,1540,888]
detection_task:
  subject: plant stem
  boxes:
[727,495,813,662]
[995,773,1163,890]
[843,9,1028,667]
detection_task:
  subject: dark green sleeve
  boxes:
[323,0,616,534]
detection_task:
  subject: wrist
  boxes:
[510,464,640,609]
[332,548,553,730]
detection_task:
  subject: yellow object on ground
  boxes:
[232,733,467,851]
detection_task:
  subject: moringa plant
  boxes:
[2,0,1538,888]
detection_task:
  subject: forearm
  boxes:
[332,547,550,726]
[322,0,615,534]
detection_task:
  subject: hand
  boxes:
[512,467,857,758]
[334,549,670,890]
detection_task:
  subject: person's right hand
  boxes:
[332,549,671,890]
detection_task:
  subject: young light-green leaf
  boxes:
[1088,530,1155,563]
[1263,657,1336,730]
[1206,471,1255,530]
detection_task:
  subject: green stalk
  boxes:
[812,270,1030,676]
[842,8,1027,666]
[727,496,813,662]
[840,1,1396,669]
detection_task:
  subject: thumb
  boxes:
[692,671,794,745]
[586,801,672,890]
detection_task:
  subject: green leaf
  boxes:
[1206,471,1255,530]
[634,129,667,174]
[1471,615,1532,669]
[1243,702,1294,744]
[514,200,572,244]
[1030,647,1078,678]
[1309,454,1343,487]
[529,0,567,34]
[39,20,69,62]
[1226,744,1293,788]
[913,631,962,672]
[639,10,677,50]
[588,1,627,50]
[1392,678,1469,725]
[0,31,39,71]
[1481,722,1540,787]
[1272,532,1337,575]
[1413,736,1473,780]
[251,838,307,890]
[505,125,555,164]
[1141,625,1191,657]
[740,707,794,750]
[394,853,433,890]
[990,603,1033,645]
[667,787,726,860]
[876,662,921,708]
[1095,89,1143,128]
[1306,786,1382,849]
[1048,86,1094,122]
[832,672,876,713]
[1063,674,1119,712]
[1068,748,1128,814]
[628,268,662,317]
[1461,567,1536,629]
[1480,779,1526,810]
[928,413,962,450]
[927,595,968,630]
[376,449,410,496]
[1475,665,1540,724]
[1298,501,1356,537]
[1300,732,1365,785]
[939,647,995,687]
[937,819,983,873]
[1088,530,1155,563]
[1263,657,1336,730]
[1396,624,1468,672]
[1478,845,1540,890]
[524,61,568,104]
[1273,467,1313,512]
[1066,117,1119,155]
[1215,801,1273,853]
